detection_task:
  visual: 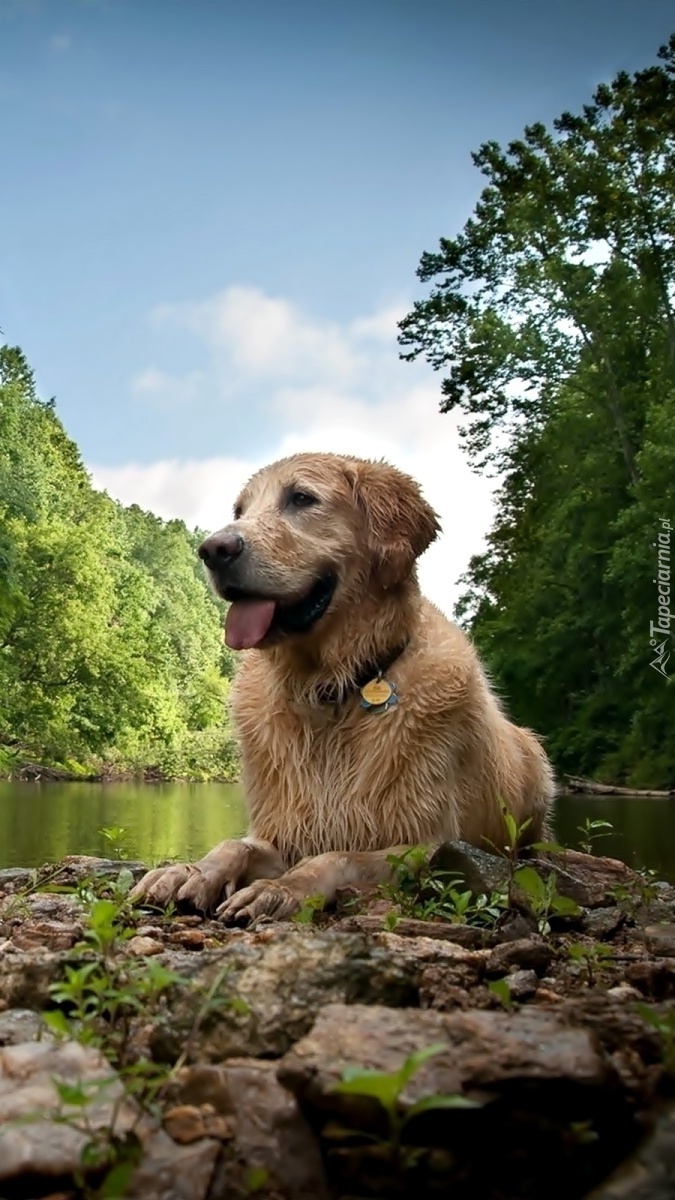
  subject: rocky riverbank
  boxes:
[0,846,673,1200]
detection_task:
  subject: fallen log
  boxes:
[560,776,675,799]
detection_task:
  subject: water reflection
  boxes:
[0,781,246,869]
[0,782,673,882]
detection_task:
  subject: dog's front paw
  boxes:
[130,841,253,913]
[129,862,197,908]
[216,878,305,925]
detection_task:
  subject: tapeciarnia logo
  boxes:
[650,518,672,681]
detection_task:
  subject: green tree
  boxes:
[0,346,237,779]
[400,38,675,787]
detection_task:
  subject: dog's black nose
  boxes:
[198,531,244,567]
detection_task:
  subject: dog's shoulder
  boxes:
[397,597,485,717]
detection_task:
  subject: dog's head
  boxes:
[199,453,440,650]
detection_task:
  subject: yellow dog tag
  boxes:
[360,677,395,708]
[360,678,393,706]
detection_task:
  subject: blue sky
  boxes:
[2,0,673,609]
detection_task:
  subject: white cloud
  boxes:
[49,33,71,52]
[152,286,363,384]
[91,287,496,616]
[131,366,203,408]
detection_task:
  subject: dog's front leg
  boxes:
[129,837,287,913]
[216,846,417,924]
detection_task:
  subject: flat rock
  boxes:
[536,850,639,909]
[173,1059,329,1199]
[0,1007,49,1045]
[0,891,83,924]
[0,867,35,892]
[626,959,675,999]
[278,1002,608,1110]
[126,1128,220,1200]
[587,1102,675,1200]
[485,937,553,976]
[644,925,675,958]
[0,1039,221,1199]
[429,841,512,894]
[583,908,627,939]
[343,914,487,947]
[507,968,538,998]
[0,949,66,1008]
[430,842,640,910]
[0,1040,136,1182]
[11,918,83,951]
[277,1003,645,1198]
[149,928,418,1063]
[128,934,165,957]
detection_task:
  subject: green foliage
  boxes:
[50,1073,144,1200]
[246,1167,271,1193]
[334,1044,478,1157]
[292,893,326,924]
[0,344,237,779]
[610,865,661,918]
[484,801,535,865]
[99,826,133,860]
[383,847,506,927]
[400,37,675,788]
[576,818,614,856]
[566,941,614,986]
[488,978,513,1010]
[513,865,581,933]
[637,1004,675,1074]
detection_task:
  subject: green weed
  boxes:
[566,941,614,986]
[292,894,326,924]
[576,819,614,856]
[512,864,581,934]
[636,1004,675,1074]
[382,847,506,928]
[333,1044,478,1165]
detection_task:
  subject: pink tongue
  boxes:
[225,599,276,650]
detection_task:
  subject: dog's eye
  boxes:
[289,491,318,509]
[233,505,243,520]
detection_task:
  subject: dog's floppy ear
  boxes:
[345,459,440,587]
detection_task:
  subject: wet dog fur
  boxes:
[131,452,554,922]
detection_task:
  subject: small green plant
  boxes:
[566,941,614,986]
[46,893,185,1071]
[567,1120,599,1147]
[99,825,133,860]
[382,846,431,912]
[382,847,507,928]
[484,802,533,866]
[610,866,661,921]
[634,866,661,908]
[576,818,614,856]
[0,743,20,777]
[636,1004,675,1075]
[512,865,581,933]
[83,898,134,957]
[292,893,326,924]
[488,977,513,1010]
[333,1043,478,1164]
[46,1075,144,1199]
[245,1166,271,1193]
[383,909,400,931]
[40,877,256,1192]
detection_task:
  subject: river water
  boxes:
[0,781,673,880]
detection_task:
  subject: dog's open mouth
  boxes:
[223,574,337,650]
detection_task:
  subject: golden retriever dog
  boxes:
[131,453,554,922]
